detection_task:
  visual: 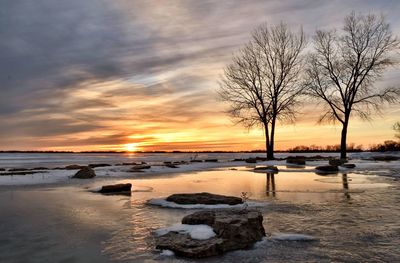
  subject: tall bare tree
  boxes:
[394,122,400,140]
[305,12,400,159]
[219,23,305,159]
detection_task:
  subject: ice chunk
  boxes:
[154,224,216,240]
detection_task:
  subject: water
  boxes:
[0,165,399,262]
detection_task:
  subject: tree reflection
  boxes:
[266,173,276,197]
[342,173,350,199]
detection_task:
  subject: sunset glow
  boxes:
[0,1,399,152]
[124,143,140,152]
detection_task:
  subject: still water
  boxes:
[0,166,398,262]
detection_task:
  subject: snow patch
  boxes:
[147,198,266,209]
[154,224,216,240]
[271,233,317,241]
[160,250,175,257]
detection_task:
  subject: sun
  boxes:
[124,143,139,152]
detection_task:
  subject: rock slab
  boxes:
[72,167,96,179]
[99,183,132,194]
[156,209,265,258]
[166,192,243,205]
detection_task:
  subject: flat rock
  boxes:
[370,155,400,161]
[99,183,132,195]
[329,159,346,166]
[88,163,111,168]
[315,165,339,173]
[156,209,265,258]
[65,164,87,170]
[286,157,306,165]
[166,192,243,206]
[341,163,356,169]
[130,164,151,170]
[165,164,179,168]
[245,158,257,163]
[72,166,96,179]
[204,159,218,162]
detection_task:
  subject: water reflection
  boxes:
[266,173,276,197]
[342,173,350,199]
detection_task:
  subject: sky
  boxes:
[0,0,399,152]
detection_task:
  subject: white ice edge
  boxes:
[147,198,266,209]
[1,155,400,186]
[271,233,318,241]
[159,249,175,257]
[154,223,216,240]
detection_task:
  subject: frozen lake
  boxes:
[0,156,399,262]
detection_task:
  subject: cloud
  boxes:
[0,0,399,150]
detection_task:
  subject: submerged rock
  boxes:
[155,209,265,258]
[315,165,339,173]
[72,167,96,179]
[166,192,243,206]
[99,183,132,195]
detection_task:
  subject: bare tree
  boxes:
[394,122,400,139]
[219,23,305,159]
[305,12,400,159]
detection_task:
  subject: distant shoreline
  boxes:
[1,149,392,154]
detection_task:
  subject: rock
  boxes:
[72,167,96,179]
[1,171,39,176]
[233,158,244,162]
[286,157,306,165]
[156,232,223,258]
[315,165,339,173]
[166,192,243,205]
[255,157,268,161]
[131,164,151,170]
[31,167,49,170]
[204,159,218,162]
[370,155,400,161]
[88,163,111,168]
[190,160,203,163]
[99,183,132,195]
[65,164,87,170]
[156,209,265,258]
[328,159,346,166]
[8,168,30,172]
[254,166,279,173]
[165,164,179,168]
[0,168,5,171]
[245,158,257,163]
[341,163,356,169]
[121,162,138,166]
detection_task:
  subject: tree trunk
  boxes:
[264,123,270,159]
[340,117,349,160]
[267,117,276,160]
